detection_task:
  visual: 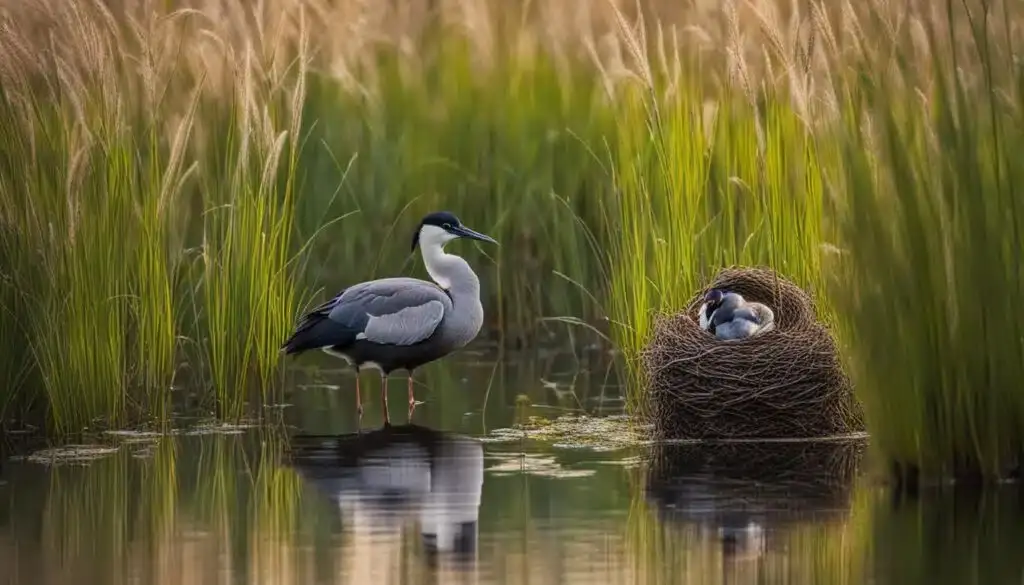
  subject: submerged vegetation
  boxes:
[0,0,1021,481]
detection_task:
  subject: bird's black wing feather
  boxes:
[280,291,347,354]
[281,278,450,355]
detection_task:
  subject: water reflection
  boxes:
[0,368,1023,585]
[646,439,864,527]
[635,439,867,584]
[288,425,484,571]
[868,487,1024,585]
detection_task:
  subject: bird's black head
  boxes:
[704,288,724,306]
[410,211,498,251]
[703,288,725,319]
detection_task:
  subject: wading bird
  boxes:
[281,211,497,424]
[699,288,775,341]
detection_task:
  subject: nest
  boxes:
[641,266,863,439]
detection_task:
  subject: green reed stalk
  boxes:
[0,4,198,431]
[832,0,1024,480]
[607,67,831,411]
[27,114,137,433]
[606,81,712,406]
[133,99,198,415]
[201,45,309,417]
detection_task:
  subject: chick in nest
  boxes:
[698,288,775,341]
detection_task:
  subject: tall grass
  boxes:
[0,3,321,428]
[199,35,309,418]
[831,0,1024,480]
[0,4,198,431]
[0,0,627,431]
[603,10,834,406]
[0,0,1022,471]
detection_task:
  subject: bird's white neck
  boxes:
[419,232,480,300]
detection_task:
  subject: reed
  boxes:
[0,2,199,431]
[601,8,834,408]
[1,0,1021,464]
[830,0,1024,480]
[0,0,624,431]
[198,37,309,418]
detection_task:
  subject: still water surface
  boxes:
[1,348,1022,585]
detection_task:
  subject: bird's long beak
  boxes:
[452,225,498,245]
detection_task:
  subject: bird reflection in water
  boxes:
[288,424,484,573]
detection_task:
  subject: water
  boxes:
[1,349,1023,585]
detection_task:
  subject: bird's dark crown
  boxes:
[702,288,725,319]
[411,211,462,251]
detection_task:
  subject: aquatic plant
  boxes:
[0,0,623,431]
[0,4,197,431]
[0,0,1021,465]
[197,32,310,418]
[291,37,616,344]
[602,8,833,406]
[831,0,1024,481]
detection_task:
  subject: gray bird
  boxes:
[281,211,497,424]
[698,288,775,341]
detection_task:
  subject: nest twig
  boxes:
[641,266,864,439]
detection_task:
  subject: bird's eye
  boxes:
[442,223,452,230]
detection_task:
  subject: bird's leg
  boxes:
[407,372,416,407]
[354,368,363,431]
[407,371,417,421]
[380,373,391,426]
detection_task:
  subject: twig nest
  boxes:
[641,266,863,439]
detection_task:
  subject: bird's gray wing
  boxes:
[328,278,451,346]
[709,294,748,328]
[361,301,446,345]
[730,306,760,323]
[708,306,734,329]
